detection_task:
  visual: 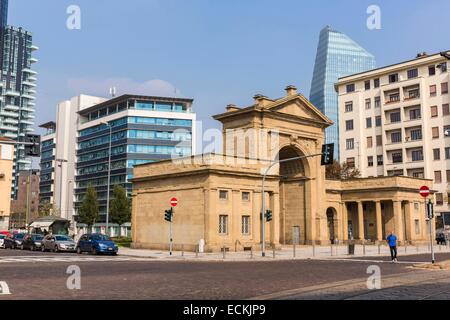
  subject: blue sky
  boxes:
[8,0,450,135]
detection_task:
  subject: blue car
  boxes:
[76,234,118,255]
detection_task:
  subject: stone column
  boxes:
[393,200,404,242]
[252,191,262,245]
[357,201,364,240]
[342,202,349,241]
[375,201,383,242]
[404,201,412,242]
[270,192,280,246]
[232,190,240,249]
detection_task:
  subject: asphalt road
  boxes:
[1,249,450,300]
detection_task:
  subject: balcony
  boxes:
[22,94,36,100]
[29,57,38,63]
[0,110,18,118]
[20,119,34,125]
[5,90,20,97]
[28,76,37,82]
[0,125,18,131]
[21,106,35,112]
[30,45,39,51]
[4,105,20,111]
[4,132,17,138]
[22,68,37,75]
[4,118,18,125]
[23,81,36,87]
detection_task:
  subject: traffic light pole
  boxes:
[427,199,435,264]
[170,208,174,256]
[260,152,324,257]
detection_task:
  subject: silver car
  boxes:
[42,234,76,253]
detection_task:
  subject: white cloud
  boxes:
[66,78,183,98]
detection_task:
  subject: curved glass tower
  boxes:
[310,26,376,160]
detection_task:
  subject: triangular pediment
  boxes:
[266,94,333,126]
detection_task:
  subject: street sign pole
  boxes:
[427,199,435,264]
[170,208,173,256]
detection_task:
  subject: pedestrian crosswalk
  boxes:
[0,255,152,264]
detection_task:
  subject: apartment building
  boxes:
[337,51,450,224]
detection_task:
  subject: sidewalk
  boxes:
[118,243,450,262]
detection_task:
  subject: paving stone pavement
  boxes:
[252,269,450,300]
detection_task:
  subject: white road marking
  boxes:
[0,255,151,264]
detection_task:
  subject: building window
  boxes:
[410,129,422,141]
[242,216,251,235]
[432,127,440,139]
[443,104,450,116]
[389,93,400,103]
[391,131,402,143]
[365,99,371,110]
[219,190,228,200]
[367,136,373,148]
[376,135,382,146]
[412,171,424,179]
[415,220,420,235]
[409,108,421,120]
[374,78,380,88]
[411,149,423,161]
[366,117,372,128]
[392,152,403,163]
[446,148,450,160]
[390,112,401,123]
[346,138,354,150]
[429,65,436,76]
[345,120,354,131]
[368,156,374,167]
[436,193,444,206]
[435,171,442,184]
[407,89,420,99]
[442,82,448,94]
[389,74,399,83]
[430,85,437,97]
[346,84,355,93]
[407,68,418,79]
[433,148,441,160]
[346,158,355,168]
[431,105,438,117]
[242,192,250,202]
[365,80,371,90]
[345,101,353,112]
[375,116,382,127]
[219,215,229,235]
[374,96,381,108]
[377,155,383,166]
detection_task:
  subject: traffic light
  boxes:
[24,134,41,157]
[427,199,434,219]
[320,143,334,166]
[265,210,273,222]
[164,208,173,222]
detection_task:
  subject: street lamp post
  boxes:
[102,122,113,236]
[260,152,324,257]
[56,158,68,216]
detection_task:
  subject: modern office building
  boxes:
[75,95,196,230]
[310,26,376,160]
[337,51,450,225]
[39,95,107,220]
[0,0,39,198]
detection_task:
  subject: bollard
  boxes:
[312,243,316,257]
[195,245,199,258]
[363,241,366,256]
[250,247,253,259]
[378,244,381,255]
[293,244,296,259]
[273,247,276,259]
[181,244,184,257]
[417,244,419,253]
[405,243,407,254]
[223,246,226,259]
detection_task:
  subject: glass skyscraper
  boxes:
[310,26,375,160]
[0,0,39,198]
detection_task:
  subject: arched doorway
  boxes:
[278,146,309,245]
[326,207,338,244]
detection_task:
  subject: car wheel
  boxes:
[20,244,24,250]
[54,246,59,253]
[30,245,35,251]
[76,247,82,255]
[41,245,46,252]
[92,247,98,255]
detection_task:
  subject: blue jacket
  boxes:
[387,234,397,247]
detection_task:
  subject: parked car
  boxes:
[76,234,118,255]
[0,234,5,248]
[436,232,448,245]
[21,234,44,251]
[42,234,76,252]
[5,233,26,249]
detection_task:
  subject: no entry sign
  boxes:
[419,186,430,198]
[170,198,178,207]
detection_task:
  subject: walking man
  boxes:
[386,231,398,262]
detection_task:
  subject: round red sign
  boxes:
[419,186,430,198]
[170,198,178,207]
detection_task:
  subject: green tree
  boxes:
[38,201,59,217]
[78,185,99,228]
[110,185,131,226]
[326,160,361,180]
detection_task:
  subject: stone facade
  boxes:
[131,86,435,252]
